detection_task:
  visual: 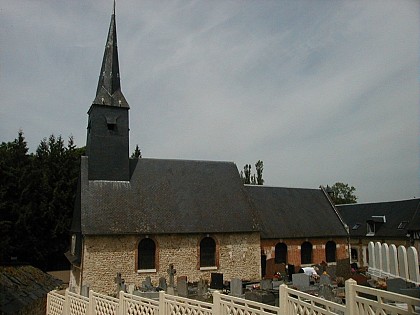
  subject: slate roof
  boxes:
[93,5,129,108]
[244,186,348,239]
[0,265,62,315]
[337,198,420,238]
[80,157,259,235]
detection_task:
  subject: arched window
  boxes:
[275,242,287,264]
[351,248,358,261]
[326,241,336,263]
[138,238,156,270]
[200,237,216,268]
[301,242,312,265]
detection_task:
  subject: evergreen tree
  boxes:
[131,144,142,158]
[0,131,84,270]
[0,131,33,263]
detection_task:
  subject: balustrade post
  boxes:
[279,284,288,315]
[345,278,356,315]
[88,290,95,315]
[46,291,52,315]
[159,291,166,315]
[212,290,221,315]
[63,289,70,315]
[118,291,125,315]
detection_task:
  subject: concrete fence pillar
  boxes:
[118,291,125,315]
[212,290,221,315]
[279,284,288,315]
[63,289,70,315]
[88,290,95,315]
[159,291,166,315]
[345,278,357,315]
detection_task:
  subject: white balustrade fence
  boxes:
[47,279,420,315]
[367,242,420,285]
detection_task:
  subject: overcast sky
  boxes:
[1,1,419,203]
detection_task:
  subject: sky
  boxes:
[1,0,419,203]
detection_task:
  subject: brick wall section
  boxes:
[82,232,261,295]
[261,237,349,275]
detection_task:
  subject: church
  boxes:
[66,6,349,295]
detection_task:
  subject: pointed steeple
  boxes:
[93,1,129,108]
[86,1,130,181]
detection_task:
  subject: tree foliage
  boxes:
[0,131,84,270]
[240,160,264,185]
[326,182,357,205]
[131,144,142,158]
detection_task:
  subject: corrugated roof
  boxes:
[81,157,259,235]
[245,186,348,239]
[337,198,420,238]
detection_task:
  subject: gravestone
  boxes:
[158,277,167,291]
[287,265,295,282]
[407,246,420,283]
[325,265,337,280]
[210,273,223,289]
[272,280,282,290]
[351,273,368,285]
[142,276,153,291]
[167,264,176,287]
[389,244,399,277]
[81,285,90,297]
[115,273,126,293]
[230,278,243,297]
[197,279,207,297]
[336,258,352,280]
[386,278,411,294]
[292,273,310,290]
[319,284,333,301]
[260,279,272,290]
[177,278,188,297]
[127,284,135,294]
[319,274,331,286]
[134,291,160,299]
[245,291,275,305]
[319,261,328,274]
[278,263,286,276]
[398,245,408,279]
[167,286,175,296]
[381,243,390,277]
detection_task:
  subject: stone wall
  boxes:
[82,232,261,294]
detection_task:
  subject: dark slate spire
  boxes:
[93,1,129,108]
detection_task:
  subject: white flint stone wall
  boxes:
[79,232,261,295]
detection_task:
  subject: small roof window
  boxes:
[366,220,375,236]
[352,223,361,230]
[397,221,409,229]
[371,215,386,223]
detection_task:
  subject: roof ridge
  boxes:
[337,197,420,206]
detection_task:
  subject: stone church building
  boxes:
[66,7,349,295]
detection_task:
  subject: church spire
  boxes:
[93,1,129,108]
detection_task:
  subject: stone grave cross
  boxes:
[167,264,176,287]
[115,272,126,293]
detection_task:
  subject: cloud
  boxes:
[0,0,418,202]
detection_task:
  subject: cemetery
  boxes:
[47,242,420,315]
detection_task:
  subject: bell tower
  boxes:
[86,2,130,181]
